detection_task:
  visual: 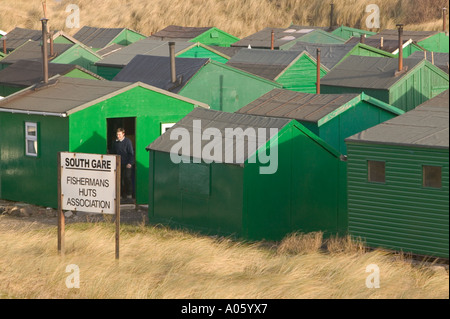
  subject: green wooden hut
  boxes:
[320,56,449,112]
[146,108,347,241]
[237,89,404,155]
[96,40,231,80]
[0,60,104,97]
[113,55,282,113]
[331,25,376,40]
[73,26,146,51]
[226,49,328,93]
[345,90,449,259]
[346,36,426,58]
[0,77,209,208]
[148,25,239,47]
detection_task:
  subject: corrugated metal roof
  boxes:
[346,36,412,53]
[320,56,424,90]
[96,39,194,67]
[208,46,243,58]
[3,27,42,51]
[231,27,316,49]
[0,40,73,65]
[287,42,356,69]
[0,77,132,114]
[146,107,291,164]
[226,49,305,80]
[73,26,124,49]
[0,60,101,86]
[237,88,360,123]
[408,51,449,74]
[149,25,212,41]
[371,29,438,42]
[346,90,449,149]
[113,55,209,93]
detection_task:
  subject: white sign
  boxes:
[60,152,117,214]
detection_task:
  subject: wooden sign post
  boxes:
[58,152,121,259]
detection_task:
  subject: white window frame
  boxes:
[25,122,38,157]
[161,123,176,134]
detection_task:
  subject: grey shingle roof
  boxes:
[237,89,360,122]
[320,55,424,90]
[408,51,449,74]
[146,107,291,164]
[148,25,212,41]
[113,55,209,93]
[2,27,42,52]
[96,39,194,67]
[371,29,439,42]
[73,26,124,49]
[345,90,449,149]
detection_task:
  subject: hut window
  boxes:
[25,122,38,157]
[368,160,385,183]
[423,166,442,188]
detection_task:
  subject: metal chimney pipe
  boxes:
[360,34,366,44]
[316,48,321,94]
[50,31,54,57]
[330,3,334,30]
[271,30,274,50]
[41,18,49,84]
[397,24,404,72]
[2,36,6,54]
[380,36,384,49]
[444,8,447,33]
[169,42,176,83]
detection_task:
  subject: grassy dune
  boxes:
[0,220,448,299]
[0,0,448,38]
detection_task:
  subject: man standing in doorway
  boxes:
[111,128,134,203]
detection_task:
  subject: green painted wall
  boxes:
[0,85,22,97]
[179,61,282,113]
[51,44,101,74]
[418,33,449,53]
[53,36,75,44]
[276,54,327,93]
[68,86,199,205]
[331,26,376,40]
[282,30,346,49]
[393,43,424,58]
[112,30,147,46]
[96,65,122,81]
[190,28,240,47]
[346,142,449,258]
[177,46,229,64]
[0,113,69,207]
[63,68,101,80]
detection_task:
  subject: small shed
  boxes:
[146,108,347,240]
[0,77,208,208]
[237,89,404,155]
[320,56,449,112]
[0,60,104,97]
[345,90,449,259]
[113,55,282,113]
[231,26,345,50]
[95,40,230,80]
[226,49,328,93]
[73,26,146,51]
[287,42,395,70]
[148,25,239,47]
[331,25,376,40]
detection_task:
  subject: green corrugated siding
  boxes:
[347,143,449,258]
[418,33,449,53]
[177,46,228,64]
[276,54,327,93]
[321,85,390,104]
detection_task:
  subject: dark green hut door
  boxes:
[107,117,136,198]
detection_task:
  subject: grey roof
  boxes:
[148,25,212,41]
[96,39,194,67]
[371,29,439,42]
[226,48,307,80]
[320,56,424,90]
[237,89,360,123]
[408,51,449,74]
[0,40,73,65]
[96,43,126,57]
[231,26,317,49]
[287,42,356,69]
[346,90,449,149]
[208,46,243,58]
[346,36,412,54]
[73,26,125,49]
[0,60,103,87]
[146,107,291,164]
[113,55,209,93]
[0,77,132,114]
[2,27,42,51]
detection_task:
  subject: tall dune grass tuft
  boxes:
[0,0,448,37]
[0,220,448,299]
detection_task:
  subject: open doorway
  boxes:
[107,117,136,200]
